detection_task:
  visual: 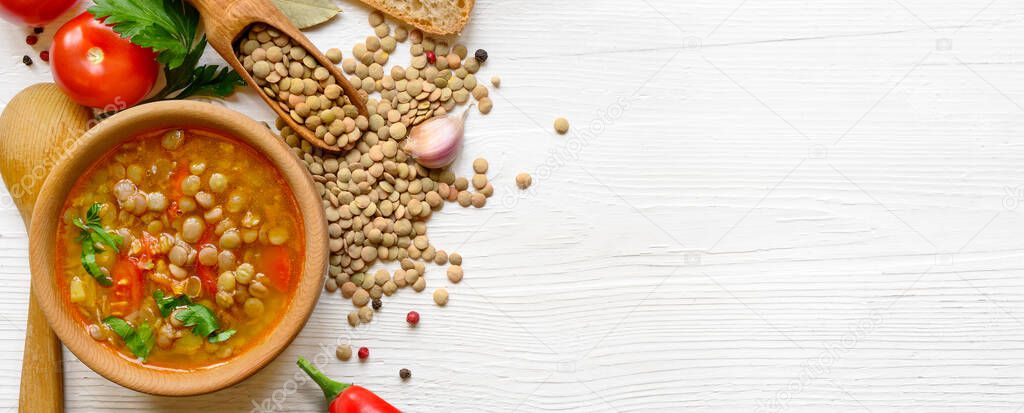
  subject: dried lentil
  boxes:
[433,288,449,306]
[516,173,532,189]
[336,344,352,360]
[554,117,570,134]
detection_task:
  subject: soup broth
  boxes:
[56,129,303,369]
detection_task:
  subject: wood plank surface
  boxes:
[1,0,1023,411]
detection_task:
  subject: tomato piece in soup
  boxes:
[254,246,293,290]
[111,257,143,311]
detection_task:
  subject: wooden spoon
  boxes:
[188,0,367,152]
[0,83,93,413]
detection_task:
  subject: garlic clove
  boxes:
[404,106,471,169]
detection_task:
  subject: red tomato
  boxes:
[51,11,159,109]
[255,246,294,290]
[111,257,143,310]
[0,0,78,26]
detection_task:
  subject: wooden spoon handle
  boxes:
[19,294,63,413]
[0,83,93,413]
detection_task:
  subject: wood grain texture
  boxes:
[2,0,1024,411]
[0,83,93,413]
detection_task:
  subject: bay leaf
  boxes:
[271,0,342,29]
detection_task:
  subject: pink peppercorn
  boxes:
[26,35,38,46]
[39,50,49,62]
[425,50,436,64]
[358,346,369,360]
[406,311,420,326]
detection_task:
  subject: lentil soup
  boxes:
[56,128,303,369]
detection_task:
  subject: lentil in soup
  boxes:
[56,128,303,369]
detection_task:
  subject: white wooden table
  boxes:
[2,0,1024,411]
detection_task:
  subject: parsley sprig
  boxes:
[153,291,236,343]
[103,317,155,361]
[88,0,243,103]
[73,203,122,287]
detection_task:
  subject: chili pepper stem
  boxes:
[297,357,351,402]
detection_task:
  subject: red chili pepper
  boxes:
[297,357,400,413]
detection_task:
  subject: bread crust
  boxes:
[357,0,475,35]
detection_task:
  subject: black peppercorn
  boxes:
[33,27,44,34]
[474,49,488,63]
[399,368,411,380]
[371,298,382,310]
[22,55,32,66]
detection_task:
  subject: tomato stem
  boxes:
[87,47,104,64]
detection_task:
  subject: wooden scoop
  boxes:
[0,83,93,413]
[188,0,367,152]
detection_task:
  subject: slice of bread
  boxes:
[357,0,475,35]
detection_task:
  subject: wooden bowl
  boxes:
[27,100,327,396]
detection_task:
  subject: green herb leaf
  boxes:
[153,291,192,317]
[271,0,341,29]
[88,0,199,69]
[103,317,155,360]
[145,36,245,103]
[79,239,112,286]
[208,329,236,343]
[132,322,156,360]
[174,303,220,338]
[73,203,120,286]
[103,316,133,337]
[87,225,122,253]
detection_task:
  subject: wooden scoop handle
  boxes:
[187,0,367,152]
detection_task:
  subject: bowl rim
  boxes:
[28,100,327,396]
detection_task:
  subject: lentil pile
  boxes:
[275,11,502,328]
[237,24,366,151]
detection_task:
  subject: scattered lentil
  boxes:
[478,97,493,114]
[554,117,570,134]
[433,288,449,306]
[336,344,352,360]
[491,76,501,87]
[358,306,374,322]
[326,48,343,64]
[516,173,532,189]
[447,265,463,283]
[473,158,488,174]
[273,16,505,330]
